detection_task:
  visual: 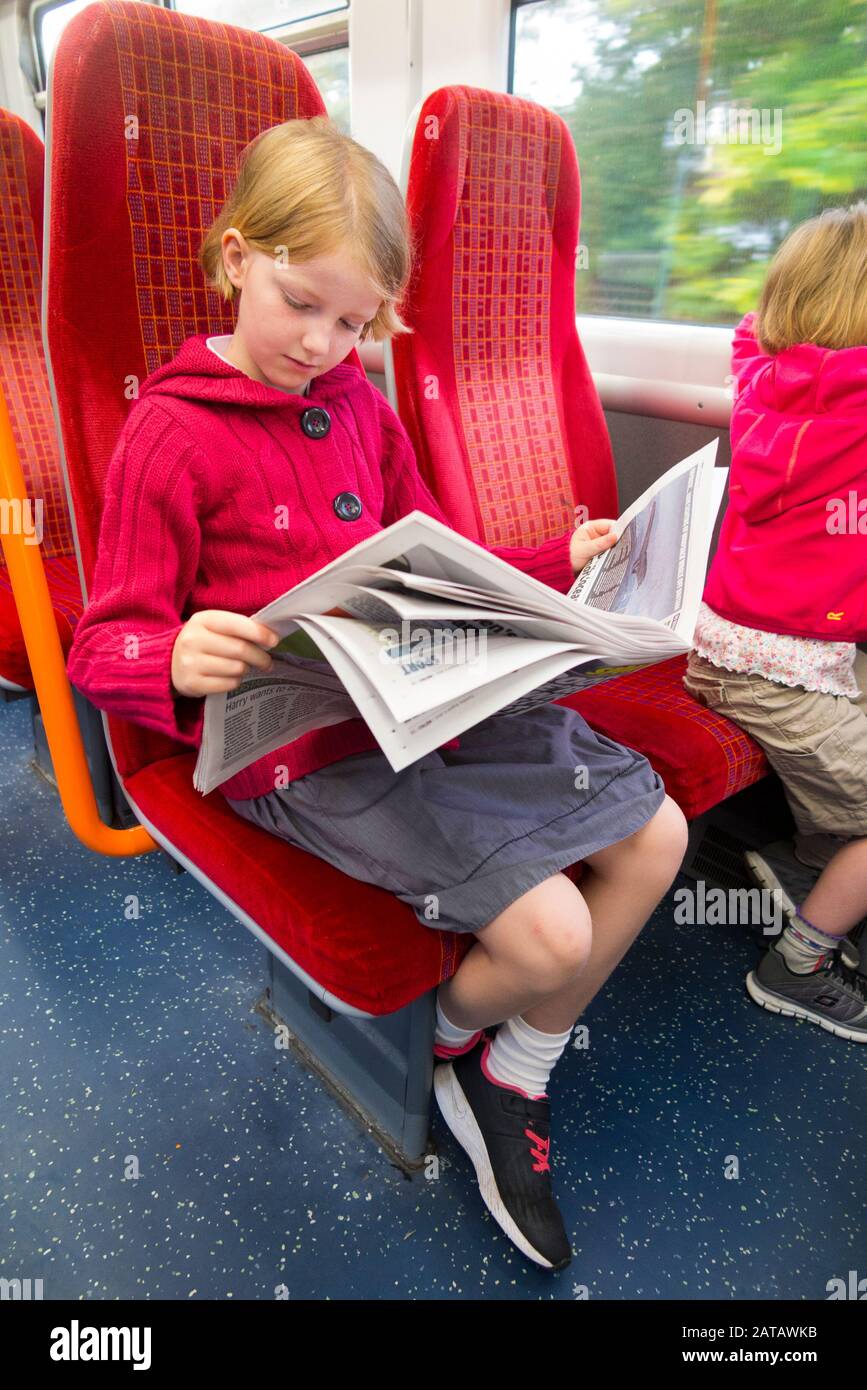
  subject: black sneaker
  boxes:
[746,944,867,1041]
[744,843,862,971]
[433,1035,572,1270]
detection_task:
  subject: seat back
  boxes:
[43,0,348,778]
[0,108,73,565]
[392,85,617,550]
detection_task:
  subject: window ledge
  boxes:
[369,316,736,427]
[578,315,734,425]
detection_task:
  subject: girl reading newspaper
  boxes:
[67,118,688,1271]
[683,204,867,1041]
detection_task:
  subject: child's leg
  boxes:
[685,657,867,1031]
[770,835,867,977]
[523,795,689,1031]
[432,796,686,1270]
[798,837,867,937]
[685,652,867,929]
[437,795,688,1035]
[436,872,591,1032]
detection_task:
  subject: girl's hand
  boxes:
[570,519,618,574]
[170,610,280,698]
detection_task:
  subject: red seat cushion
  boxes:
[0,554,82,688]
[124,752,476,1014]
[120,658,759,1016]
[560,655,769,821]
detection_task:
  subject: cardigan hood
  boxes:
[139,333,369,411]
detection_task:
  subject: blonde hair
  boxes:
[199,117,413,342]
[754,201,867,354]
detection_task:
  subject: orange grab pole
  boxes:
[0,383,157,857]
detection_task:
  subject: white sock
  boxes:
[485,1014,573,1098]
[775,908,843,974]
[435,991,479,1050]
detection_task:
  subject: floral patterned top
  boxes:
[693,601,859,698]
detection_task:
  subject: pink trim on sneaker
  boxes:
[480,1037,548,1101]
[432,1029,483,1059]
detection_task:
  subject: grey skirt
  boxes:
[226,704,666,935]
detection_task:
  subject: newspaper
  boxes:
[192,439,724,793]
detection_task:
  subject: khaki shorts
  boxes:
[683,648,867,842]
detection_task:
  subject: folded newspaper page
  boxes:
[192,439,724,793]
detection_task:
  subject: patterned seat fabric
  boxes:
[45,1,474,1014]
[0,555,82,688]
[392,85,768,818]
[564,655,767,821]
[0,109,82,688]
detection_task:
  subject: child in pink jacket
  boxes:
[683,202,867,1041]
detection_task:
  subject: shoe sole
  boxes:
[745,970,867,1042]
[744,853,861,969]
[743,851,797,918]
[433,1061,570,1271]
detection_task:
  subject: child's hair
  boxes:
[199,117,413,342]
[754,200,867,354]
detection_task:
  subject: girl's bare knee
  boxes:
[480,873,592,988]
[641,796,689,863]
[520,878,593,987]
[531,901,593,985]
[588,795,688,883]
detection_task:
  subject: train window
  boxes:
[168,2,350,129]
[31,0,350,133]
[31,0,99,90]
[302,46,350,132]
[170,0,348,27]
[510,0,867,328]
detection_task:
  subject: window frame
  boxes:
[166,0,349,39]
[506,0,737,417]
[29,0,349,107]
[30,0,162,100]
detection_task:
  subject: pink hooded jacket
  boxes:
[66,335,576,798]
[703,312,867,641]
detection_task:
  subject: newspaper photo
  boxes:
[192,439,724,794]
[497,446,729,720]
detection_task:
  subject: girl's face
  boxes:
[220,229,383,392]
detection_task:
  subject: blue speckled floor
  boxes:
[1,696,865,1300]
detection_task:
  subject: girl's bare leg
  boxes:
[523,796,688,1032]
[437,796,688,1034]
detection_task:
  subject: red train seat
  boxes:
[44,1,474,1016]
[390,86,768,820]
[0,109,82,691]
